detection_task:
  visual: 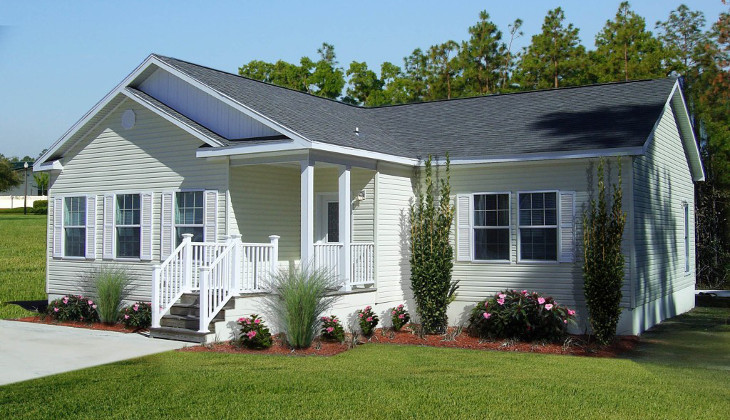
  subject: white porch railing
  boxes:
[350,243,374,286]
[151,239,189,329]
[198,241,236,332]
[313,242,342,278]
[241,236,279,292]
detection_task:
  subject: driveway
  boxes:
[0,320,188,386]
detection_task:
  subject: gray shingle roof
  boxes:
[153,54,677,160]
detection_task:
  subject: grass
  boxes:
[1,308,729,419]
[0,213,47,319]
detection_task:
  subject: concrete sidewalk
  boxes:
[0,320,188,386]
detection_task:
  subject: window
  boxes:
[64,197,86,257]
[175,191,204,245]
[684,203,690,273]
[327,201,339,242]
[519,192,558,261]
[116,194,140,258]
[473,193,510,260]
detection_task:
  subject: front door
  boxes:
[317,193,339,243]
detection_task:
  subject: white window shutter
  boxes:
[85,195,96,259]
[160,191,174,260]
[559,191,576,263]
[456,194,472,262]
[140,192,153,260]
[103,194,115,259]
[204,190,218,243]
[53,196,63,258]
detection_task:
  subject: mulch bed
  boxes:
[13,316,145,334]
[180,326,638,358]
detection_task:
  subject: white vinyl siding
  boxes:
[633,105,696,305]
[46,99,228,302]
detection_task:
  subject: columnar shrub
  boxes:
[120,302,152,329]
[88,265,131,324]
[356,305,379,336]
[389,304,410,331]
[320,315,345,342]
[264,265,340,349]
[410,154,455,334]
[237,314,273,349]
[468,289,576,342]
[45,295,99,323]
[583,158,626,344]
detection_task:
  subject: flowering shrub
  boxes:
[390,304,410,331]
[356,305,379,336]
[45,295,99,323]
[468,289,576,342]
[120,302,152,329]
[237,314,273,349]
[320,315,345,342]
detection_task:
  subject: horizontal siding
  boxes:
[138,68,279,140]
[633,105,695,305]
[47,99,228,302]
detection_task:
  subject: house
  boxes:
[34,54,704,342]
[0,161,46,209]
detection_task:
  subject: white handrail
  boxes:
[198,239,236,333]
[152,234,192,329]
[188,242,228,289]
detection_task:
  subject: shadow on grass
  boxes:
[622,307,730,370]
[5,300,47,313]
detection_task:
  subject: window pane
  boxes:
[64,227,86,257]
[176,191,204,225]
[327,202,339,242]
[116,227,140,258]
[484,211,497,226]
[117,194,140,225]
[520,228,557,261]
[176,226,204,246]
[519,192,557,227]
[544,192,557,209]
[484,194,496,210]
[65,197,86,227]
[474,228,510,260]
[475,194,509,227]
[497,210,509,227]
[519,209,531,225]
[545,209,557,225]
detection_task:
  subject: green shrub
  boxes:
[32,200,48,215]
[237,314,273,349]
[583,158,626,344]
[410,154,456,334]
[468,289,576,342]
[389,304,410,331]
[45,295,99,323]
[320,315,345,342]
[88,266,131,324]
[120,302,152,329]
[356,305,379,336]
[265,266,339,349]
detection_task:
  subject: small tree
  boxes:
[583,158,626,344]
[409,154,455,334]
[0,157,21,192]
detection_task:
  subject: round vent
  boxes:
[121,109,136,129]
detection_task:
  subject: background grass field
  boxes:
[0,213,47,318]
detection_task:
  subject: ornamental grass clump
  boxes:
[120,302,152,329]
[468,289,576,342]
[45,295,99,323]
[264,265,339,349]
[320,315,345,342]
[237,314,273,349]
[390,304,410,331]
[357,305,379,336]
[88,266,132,324]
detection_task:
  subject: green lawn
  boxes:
[1,308,729,419]
[0,213,47,318]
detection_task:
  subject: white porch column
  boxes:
[339,165,351,289]
[300,159,314,265]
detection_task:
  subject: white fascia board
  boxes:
[442,147,645,166]
[34,160,64,172]
[196,141,305,158]
[310,141,419,166]
[148,56,311,149]
[672,83,705,182]
[35,54,159,168]
[121,88,222,148]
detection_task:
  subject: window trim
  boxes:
[174,190,206,246]
[470,191,512,263]
[115,193,142,259]
[517,190,560,264]
[61,195,87,259]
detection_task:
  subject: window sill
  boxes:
[56,256,91,261]
[517,260,560,265]
[469,260,512,264]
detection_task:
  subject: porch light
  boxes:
[354,127,360,136]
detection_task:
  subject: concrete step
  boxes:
[160,313,224,330]
[149,326,212,344]
[169,300,236,317]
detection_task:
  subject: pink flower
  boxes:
[246,319,252,324]
[564,320,568,324]
[321,316,328,321]
[521,290,528,296]
[254,318,261,324]
[568,309,576,316]
[124,314,130,319]
[537,297,546,305]
[544,304,553,311]
[359,313,363,318]
[483,312,491,319]
[365,306,371,311]
[237,317,245,322]
[366,317,373,322]
[88,300,93,305]
[326,327,334,333]
[498,293,506,299]
[53,307,59,312]
[247,330,257,339]
[392,311,396,315]
[497,298,505,305]
[484,301,489,308]
[398,304,404,309]
[133,304,139,312]
[63,297,69,304]
[398,314,405,319]
[92,304,97,309]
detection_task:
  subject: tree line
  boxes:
[239,1,730,289]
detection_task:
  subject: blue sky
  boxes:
[1,0,727,159]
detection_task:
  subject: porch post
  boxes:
[339,165,351,290]
[181,233,194,291]
[300,159,314,266]
[151,264,161,328]
[230,234,242,292]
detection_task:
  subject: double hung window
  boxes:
[518,192,558,261]
[116,194,141,258]
[175,191,204,245]
[64,197,86,257]
[473,193,510,261]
